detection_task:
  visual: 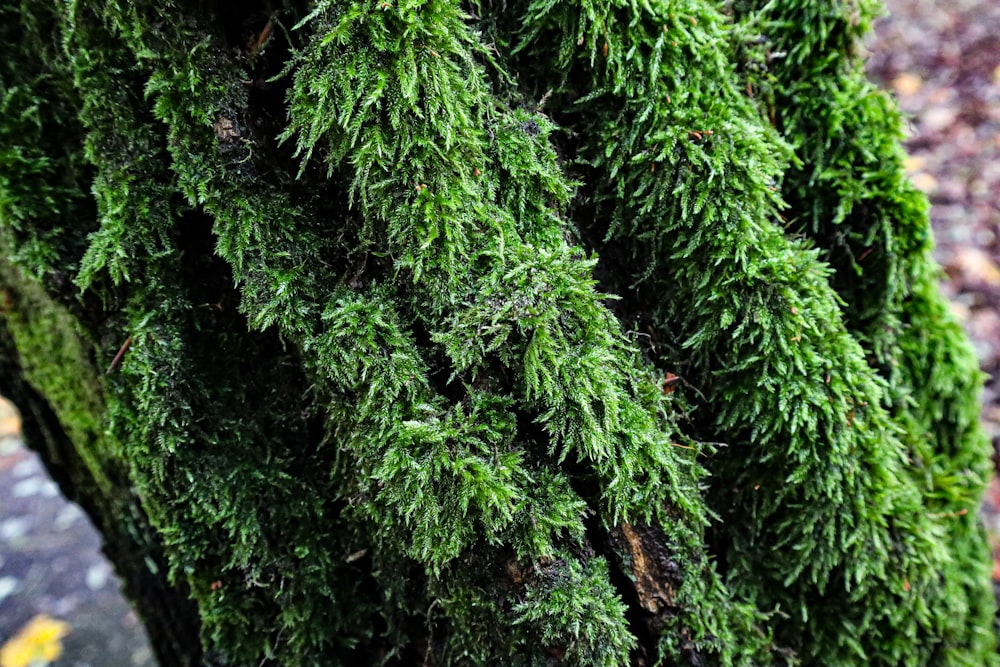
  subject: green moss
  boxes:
[0,0,109,491]
[731,0,998,662]
[0,246,111,490]
[0,0,92,284]
[494,0,994,663]
[0,0,993,663]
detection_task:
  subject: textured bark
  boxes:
[1,0,996,665]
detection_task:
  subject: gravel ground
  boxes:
[0,1,998,663]
[0,399,154,667]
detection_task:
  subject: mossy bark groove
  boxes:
[0,0,995,665]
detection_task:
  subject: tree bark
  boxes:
[0,0,996,665]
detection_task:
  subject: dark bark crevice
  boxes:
[557,453,707,667]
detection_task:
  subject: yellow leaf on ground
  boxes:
[903,155,926,172]
[892,72,923,96]
[0,615,71,667]
[954,247,1000,287]
[910,171,938,193]
[0,398,19,437]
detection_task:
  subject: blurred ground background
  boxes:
[1,0,999,663]
[0,399,154,667]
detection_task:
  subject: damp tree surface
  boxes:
[0,0,996,665]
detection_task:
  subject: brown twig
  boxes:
[106,336,132,375]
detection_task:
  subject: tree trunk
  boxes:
[0,0,995,665]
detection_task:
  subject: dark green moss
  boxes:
[0,0,994,664]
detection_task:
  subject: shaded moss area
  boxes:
[0,0,995,665]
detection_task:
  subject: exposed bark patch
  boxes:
[613,523,679,615]
[601,521,714,666]
[212,116,241,144]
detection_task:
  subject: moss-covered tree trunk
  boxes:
[1,0,996,664]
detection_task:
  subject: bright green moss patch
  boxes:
[0,0,994,664]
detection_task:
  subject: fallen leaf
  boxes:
[953,247,1000,287]
[0,615,71,667]
[910,171,938,193]
[892,72,923,96]
[903,155,927,172]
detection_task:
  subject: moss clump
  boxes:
[0,0,994,664]
[731,1,997,661]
